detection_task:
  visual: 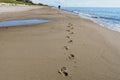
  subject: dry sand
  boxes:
[0,5,120,80]
[0,3,41,14]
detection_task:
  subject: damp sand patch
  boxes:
[0,19,53,28]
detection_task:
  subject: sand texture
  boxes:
[0,5,120,80]
[0,3,41,14]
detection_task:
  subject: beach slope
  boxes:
[0,5,120,80]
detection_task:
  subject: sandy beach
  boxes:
[0,3,41,14]
[0,5,120,80]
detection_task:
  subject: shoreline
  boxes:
[65,9,120,35]
[62,7,120,33]
[0,6,120,80]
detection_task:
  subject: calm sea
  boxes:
[62,7,120,32]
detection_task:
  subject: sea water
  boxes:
[62,7,120,32]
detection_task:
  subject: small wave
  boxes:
[63,7,120,32]
[73,11,120,32]
[76,12,100,19]
[99,16,120,21]
[72,10,120,21]
[73,11,79,14]
[91,17,120,32]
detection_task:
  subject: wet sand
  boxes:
[0,5,120,80]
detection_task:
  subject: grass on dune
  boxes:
[0,0,35,5]
[0,0,25,4]
[0,0,24,4]
[0,0,48,6]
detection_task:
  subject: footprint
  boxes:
[64,46,69,50]
[66,36,70,39]
[70,27,74,30]
[68,54,75,60]
[68,23,73,26]
[68,40,73,43]
[66,30,70,32]
[69,32,74,34]
[67,25,71,28]
[58,67,69,77]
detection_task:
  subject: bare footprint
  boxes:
[66,36,70,39]
[64,46,69,50]
[58,67,69,77]
[68,23,73,26]
[68,54,75,60]
[70,27,74,30]
[67,25,71,28]
[66,30,70,32]
[69,32,74,34]
[68,40,73,43]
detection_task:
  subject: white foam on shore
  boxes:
[76,11,120,32]
[91,18,120,32]
[63,8,120,32]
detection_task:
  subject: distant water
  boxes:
[62,7,120,32]
[0,19,52,28]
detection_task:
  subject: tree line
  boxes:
[16,0,48,6]
[16,0,33,3]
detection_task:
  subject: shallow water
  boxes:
[0,19,52,27]
[63,7,120,32]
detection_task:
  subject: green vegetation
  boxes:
[16,0,34,4]
[38,3,48,6]
[0,0,47,6]
[0,0,24,4]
